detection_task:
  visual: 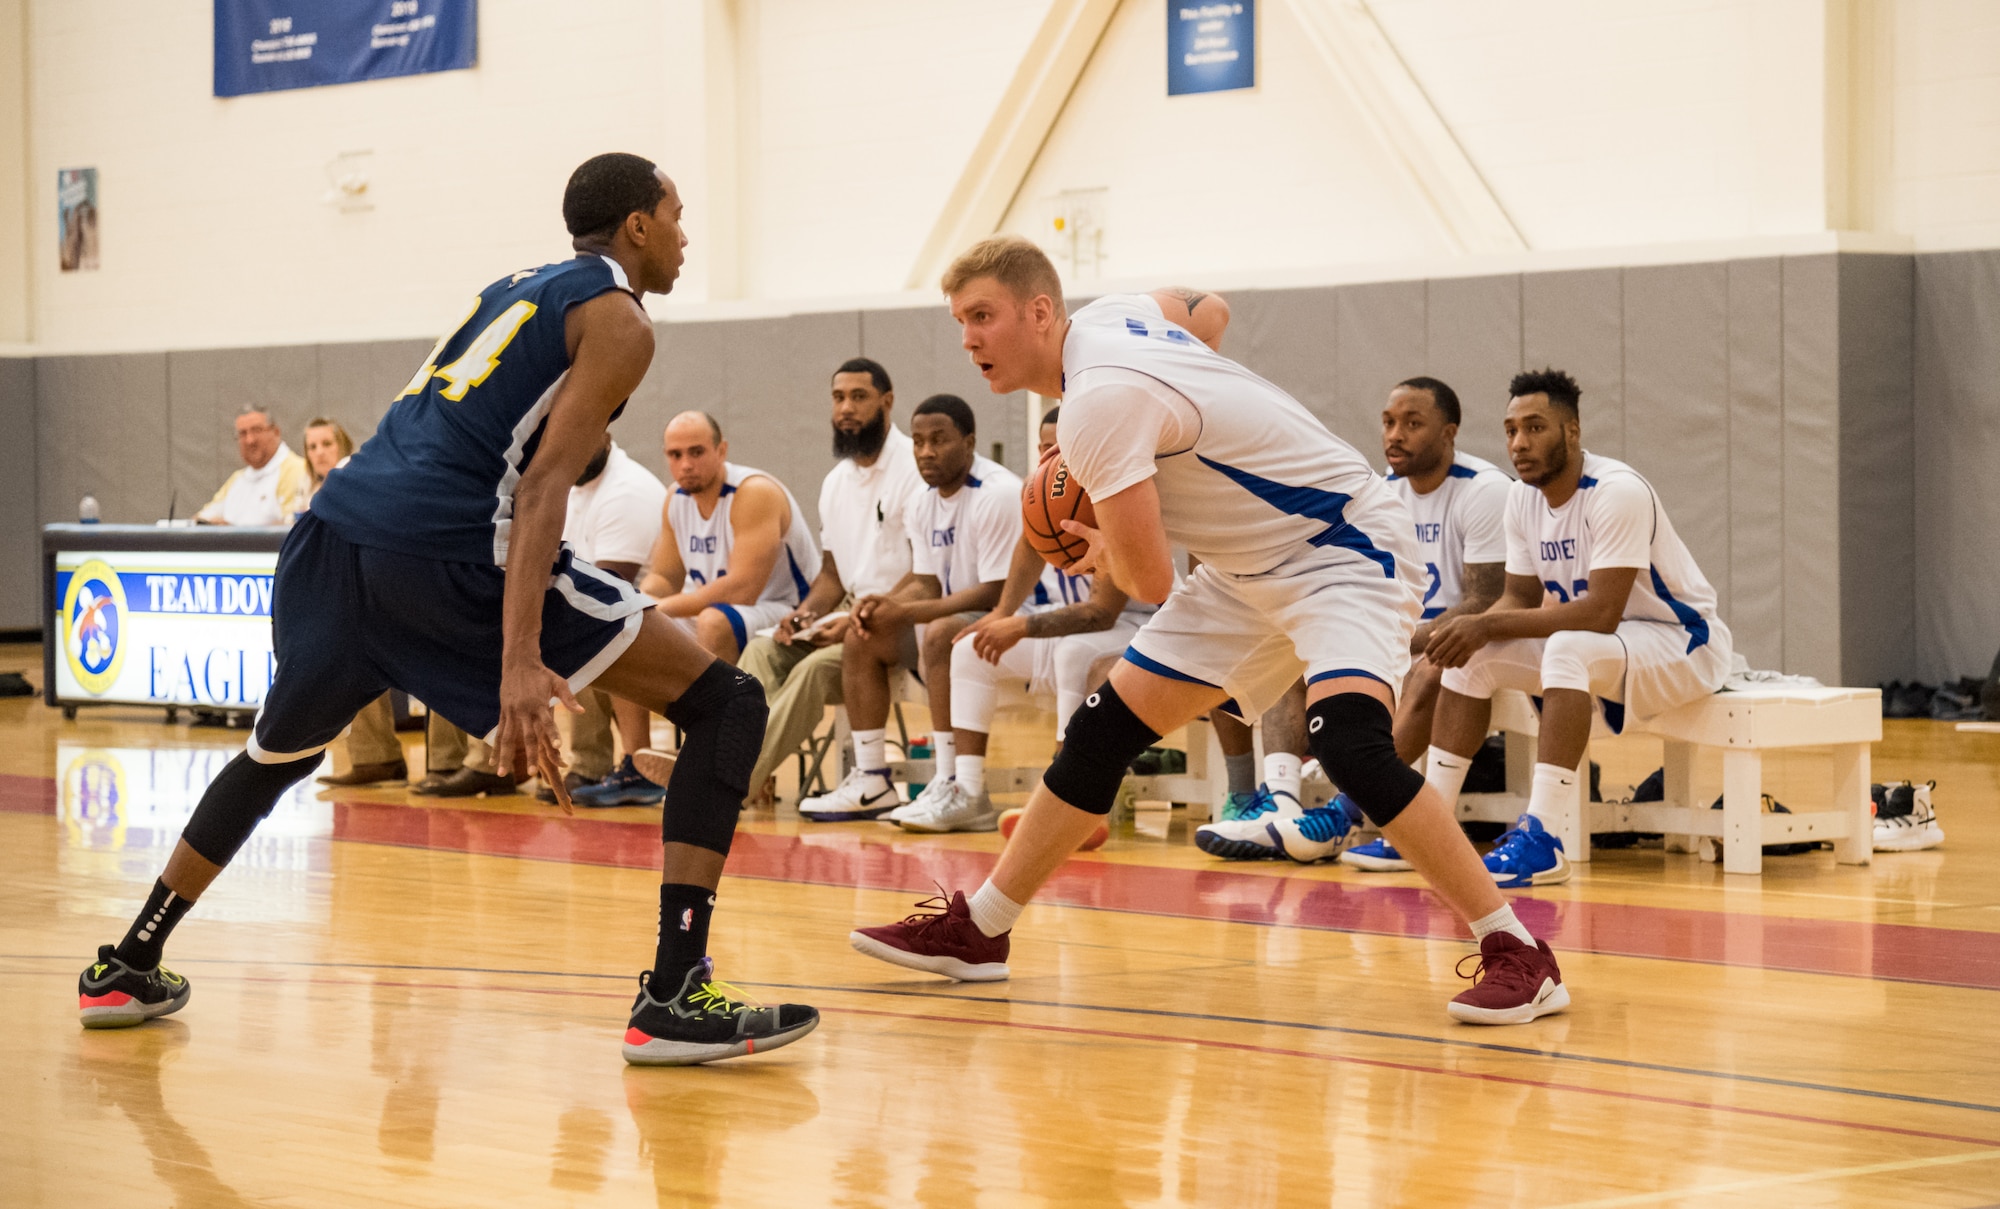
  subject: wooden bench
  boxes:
[1457,686,1882,875]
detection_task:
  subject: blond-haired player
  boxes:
[850,237,1570,1024]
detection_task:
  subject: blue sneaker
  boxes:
[571,756,667,808]
[1483,814,1570,887]
[1268,794,1362,863]
[1340,837,1411,872]
[1194,786,1286,859]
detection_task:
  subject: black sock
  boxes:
[653,883,715,990]
[114,879,195,970]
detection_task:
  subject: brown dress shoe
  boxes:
[317,761,408,787]
[409,768,461,794]
[418,767,525,798]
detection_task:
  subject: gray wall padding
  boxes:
[0,357,37,628]
[15,250,1989,682]
[1913,249,2000,682]
[1837,254,1916,688]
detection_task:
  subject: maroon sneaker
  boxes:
[849,890,1011,982]
[1447,932,1571,1024]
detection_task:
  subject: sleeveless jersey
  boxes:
[1388,450,1510,618]
[667,463,819,607]
[1058,294,1417,582]
[907,455,1022,596]
[312,254,634,566]
[1502,451,1728,655]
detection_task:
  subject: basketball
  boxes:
[1021,450,1096,570]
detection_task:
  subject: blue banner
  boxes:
[1168,2,1255,97]
[214,0,477,98]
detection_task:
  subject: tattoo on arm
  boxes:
[1023,603,1114,639]
[1163,287,1208,316]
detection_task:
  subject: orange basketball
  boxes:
[1021,449,1095,570]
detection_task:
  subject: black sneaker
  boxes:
[78,945,191,1029]
[623,958,818,1066]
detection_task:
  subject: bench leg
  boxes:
[1831,741,1873,867]
[1662,740,1698,853]
[1722,749,1762,875]
[1504,729,1534,798]
[1184,715,1218,822]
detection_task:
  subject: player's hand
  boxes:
[774,607,813,645]
[1423,614,1491,669]
[856,596,906,637]
[1059,518,1112,583]
[1409,620,1436,657]
[809,614,851,645]
[493,659,585,807]
[956,613,1028,663]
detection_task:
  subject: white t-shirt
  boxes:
[907,455,1022,597]
[1503,451,1724,653]
[817,424,928,598]
[564,442,666,567]
[1058,294,1413,580]
[1389,450,1509,618]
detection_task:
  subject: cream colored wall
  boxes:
[8,0,2000,353]
[0,0,28,343]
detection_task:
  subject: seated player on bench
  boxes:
[1421,368,1734,886]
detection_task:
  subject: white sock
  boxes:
[1469,903,1536,947]
[956,753,987,797]
[930,732,956,780]
[1527,762,1578,822]
[853,728,888,781]
[1264,752,1303,805]
[1424,746,1472,810]
[967,879,1022,937]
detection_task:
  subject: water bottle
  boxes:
[907,738,932,800]
[79,495,100,524]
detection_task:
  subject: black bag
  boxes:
[0,672,33,698]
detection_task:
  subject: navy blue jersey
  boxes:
[312,254,637,566]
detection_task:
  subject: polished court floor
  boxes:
[5,644,2000,1207]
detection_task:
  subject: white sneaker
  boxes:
[1267,795,1363,864]
[799,768,899,822]
[1873,780,1944,852]
[885,777,953,825]
[898,780,999,833]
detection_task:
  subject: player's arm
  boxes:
[955,539,1057,661]
[1149,287,1231,352]
[1411,561,1505,654]
[637,505,687,599]
[654,477,786,617]
[1063,479,1174,605]
[493,292,654,779]
[1024,573,1127,639]
[1425,567,1638,669]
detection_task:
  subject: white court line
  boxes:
[1550,1147,2000,1208]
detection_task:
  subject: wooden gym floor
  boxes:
[4,642,1999,1207]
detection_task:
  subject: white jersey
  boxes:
[907,455,1022,596]
[1058,294,1417,584]
[667,462,819,608]
[1026,563,1160,620]
[564,442,667,567]
[1503,450,1731,660]
[1388,450,1509,618]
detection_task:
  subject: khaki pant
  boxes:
[743,637,847,790]
[424,690,618,780]
[342,693,403,766]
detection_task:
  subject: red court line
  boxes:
[0,772,57,815]
[218,969,2000,1150]
[324,799,2000,993]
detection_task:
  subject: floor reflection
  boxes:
[624,1065,821,1205]
[70,1022,266,1208]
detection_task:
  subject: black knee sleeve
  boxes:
[1043,683,1160,815]
[660,661,768,855]
[1306,694,1426,827]
[180,751,324,866]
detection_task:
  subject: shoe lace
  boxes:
[688,978,757,1016]
[895,885,959,931]
[1233,788,1278,821]
[1489,824,1538,864]
[1294,805,1348,843]
[1455,944,1537,991]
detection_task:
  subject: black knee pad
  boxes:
[1306,694,1426,827]
[180,751,324,866]
[1043,683,1160,815]
[660,661,768,855]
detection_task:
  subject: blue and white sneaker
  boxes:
[1194,786,1297,860]
[1218,791,1266,822]
[1268,794,1362,864]
[571,756,666,808]
[1483,814,1571,887]
[1340,837,1411,872]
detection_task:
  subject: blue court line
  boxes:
[12,952,1998,1118]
